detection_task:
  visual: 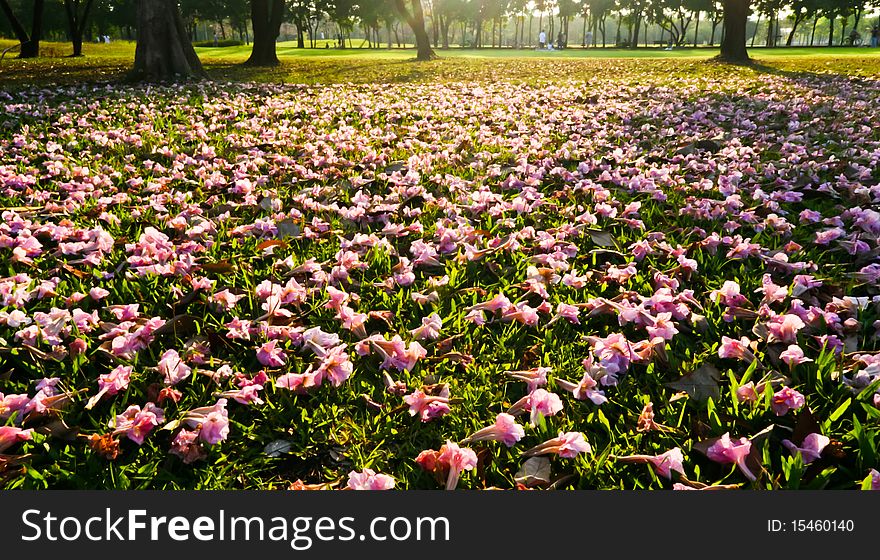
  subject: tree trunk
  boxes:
[130,0,206,81]
[296,22,305,48]
[630,11,642,47]
[809,15,818,45]
[245,0,284,66]
[64,0,94,57]
[0,0,46,58]
[750,14,760,46]
[786,12,801,46]
[393,0,437,59]
[693,11,700,46]
[765,12,774,47]
[718,0,750,62]
[827,15,834,47]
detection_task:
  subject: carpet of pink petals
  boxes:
[1,68,879,490]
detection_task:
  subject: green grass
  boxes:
[1,39,880,89]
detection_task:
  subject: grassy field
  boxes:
[1,41,880,491]
[1,39,880,88]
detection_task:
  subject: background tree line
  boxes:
[1,0,878,75]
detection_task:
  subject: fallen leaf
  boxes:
[664,364,721,402]
[515,457,551,487]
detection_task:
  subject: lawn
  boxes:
[0,48,879,490]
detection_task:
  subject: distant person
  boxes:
[585,30,593,48]
[104,35,110,44]
[872,26,879,48]
[557,31,565,49]
[538,30,546,49]
[213,32,218,47]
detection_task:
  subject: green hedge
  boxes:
[193,40,244,48]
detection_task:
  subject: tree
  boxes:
[0,0,46,58]
[129,0,207,81]
[63,0,94,56]
[392,0,436,59]
[245,0,284,65]
[718,0,749,61]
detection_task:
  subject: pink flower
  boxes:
[170,429,207,464]
[89,287,110,300]
[314,344,353,387]
[403,389,451,422]
[346,469,396,490]
[85,365,132,409]
[735,381,760,403]
[646,312,678,341]
[157,349,192,386]
[257,340,286,367]
[556,371,608,405]
[782,433,829,464]
[181,399,230,445]
[779,345,812,368]
[547,302,580,325]
[771,386,805,416]
[505,366,550,392]
[711,281,748,307]
[767,314,806,344]
[508,388,564,426]
[411,313,443,340]
[437,441,478,490]
[468,293,512,313]
[110,403,164,445]
[523,431,592,459]
[0,426,32,452]
[588,333,636,379]
[209,289,242,311]
[616,447,685,479]
[359,334,426,372]
[706,433,756,482]
[718,336,756,362]
[502,302,540,326]
[463,413,526,447]
[867,469,880,490]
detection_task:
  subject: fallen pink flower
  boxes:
[522,431,591,459]
[706,433,756,482]
[346,469,396,490]
[771,386,806,416]
[86,365,132,409]
[157,349,191,386]
[462,413,525,447]
[782,433,829,464]
[616,447,685,479]
[0,426,32,453]
[110,403,164,445]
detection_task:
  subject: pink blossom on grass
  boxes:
[771,386,805,416]
[462,413,526,447]
[403,388,451,422]
[110,403,164,445]
[347,469,396,490]
[0,426,32,452]
[779,345,812,369]
[523,431,592,459]
[718,336,756,362]
[86,365,132,409]
[616,447,685,479]
[181,399,230,445]
[706,433,756,482]
[157,349,191,386]
[256,340,287,367]
[437,441,478,490]
[781,433,829,464]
